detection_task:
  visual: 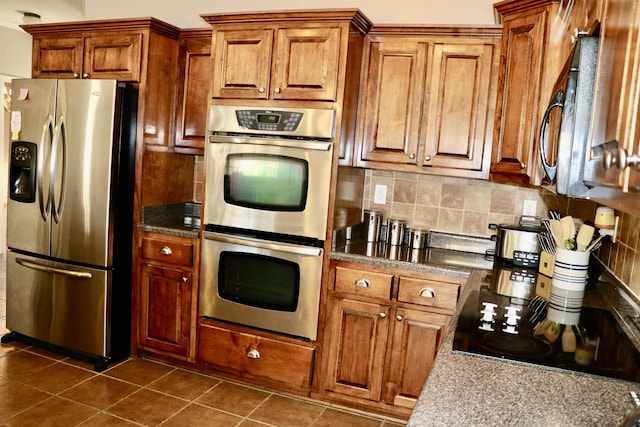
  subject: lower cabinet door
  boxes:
[383,308,451,407]
[324,297,391,401]
[139,264,193,357]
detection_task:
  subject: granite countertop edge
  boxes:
[330,251,472,279]
[407,269,640,427]
[137,222,200,239]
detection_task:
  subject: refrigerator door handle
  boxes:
[50,115,67,223]
[15,257,92,279]
[38,115,54,221]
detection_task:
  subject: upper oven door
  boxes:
[204,133,333,241]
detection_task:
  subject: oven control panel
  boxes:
[236,110,303,132]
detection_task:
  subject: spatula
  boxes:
[576,224,595,251]
[548,219,564,248]
[559,215,575,243]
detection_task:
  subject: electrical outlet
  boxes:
[374,184,387,204]
[522,199,537,217]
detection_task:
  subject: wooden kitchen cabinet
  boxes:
[490,0,597,185]
[383,308,450,407]
[174,29,213,154]
[23,18,181,152]
[31,33,143,81]
[583,0,640,191]
[198,318,315,393]
[321,261,465,419]
[209,27,340,101]
[138,233,198,361]
[354,27,501,179]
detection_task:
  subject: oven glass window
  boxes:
[224,154,308,211]
[218,251,300,312]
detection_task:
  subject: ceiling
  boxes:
[0,0,84,30]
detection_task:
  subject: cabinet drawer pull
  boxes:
[159,246,173,256]
[396,315,404,321]
[419,287,436,298]
[355,278,371,288]
[246,348,260,359]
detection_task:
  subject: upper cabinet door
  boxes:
[422,40,498,175]
[357,39,427,166]
[175,34,212,154]
[584,0,638,189]
[490,11,547,184]
[32,37,84,78]
[271,27,341,101]
[83,33,142,81]
[210,29,273,99]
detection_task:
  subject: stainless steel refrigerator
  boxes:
[5,79,137,370]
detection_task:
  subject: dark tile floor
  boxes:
[0,255,407,426]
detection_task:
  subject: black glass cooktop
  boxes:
[453,287,640,384]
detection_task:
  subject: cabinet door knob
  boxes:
[82,73,89,78]
[246,348,260,359]
[419,287,436,298]
[355,278,371,288]
[182,277,188,283]
[159,246,172,256]
[602,147,639,170]
[519,162,526,169]
[379,312,387,318]
[258,87,265,93]
[409,153,416,159]
[424,155,432,162]
[274,87,281,94]
[396,315,404,321]
[73,72,80,78]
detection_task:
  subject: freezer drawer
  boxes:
[6,251,111,357]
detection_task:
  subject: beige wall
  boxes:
[84,0,499,28]
[0,27,31,78]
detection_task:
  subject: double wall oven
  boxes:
[199,105,335,341]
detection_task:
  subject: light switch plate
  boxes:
[374,184,387,204]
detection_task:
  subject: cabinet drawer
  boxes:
[198,323,313,388]
[335,266,393,299]
[397,277,459,311]
[141,237,193,267]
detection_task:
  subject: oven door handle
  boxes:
[203,231,323,256]
[209,134,332,152]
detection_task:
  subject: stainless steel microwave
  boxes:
[539,35,599,198]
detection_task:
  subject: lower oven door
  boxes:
[199,231,324,341]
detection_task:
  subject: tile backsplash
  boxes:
[363,169,640,300]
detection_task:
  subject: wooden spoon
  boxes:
[560,215,575,243]
[548,219,564,248]
[576,224,595,252]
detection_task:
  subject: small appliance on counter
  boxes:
[488,215,543,268]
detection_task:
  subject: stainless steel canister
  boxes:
[364,210,383,242]
[388,219,406,246]
[410,229,428,249]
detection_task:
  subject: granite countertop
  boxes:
[408,268,640,427]
[137,202,201,239]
